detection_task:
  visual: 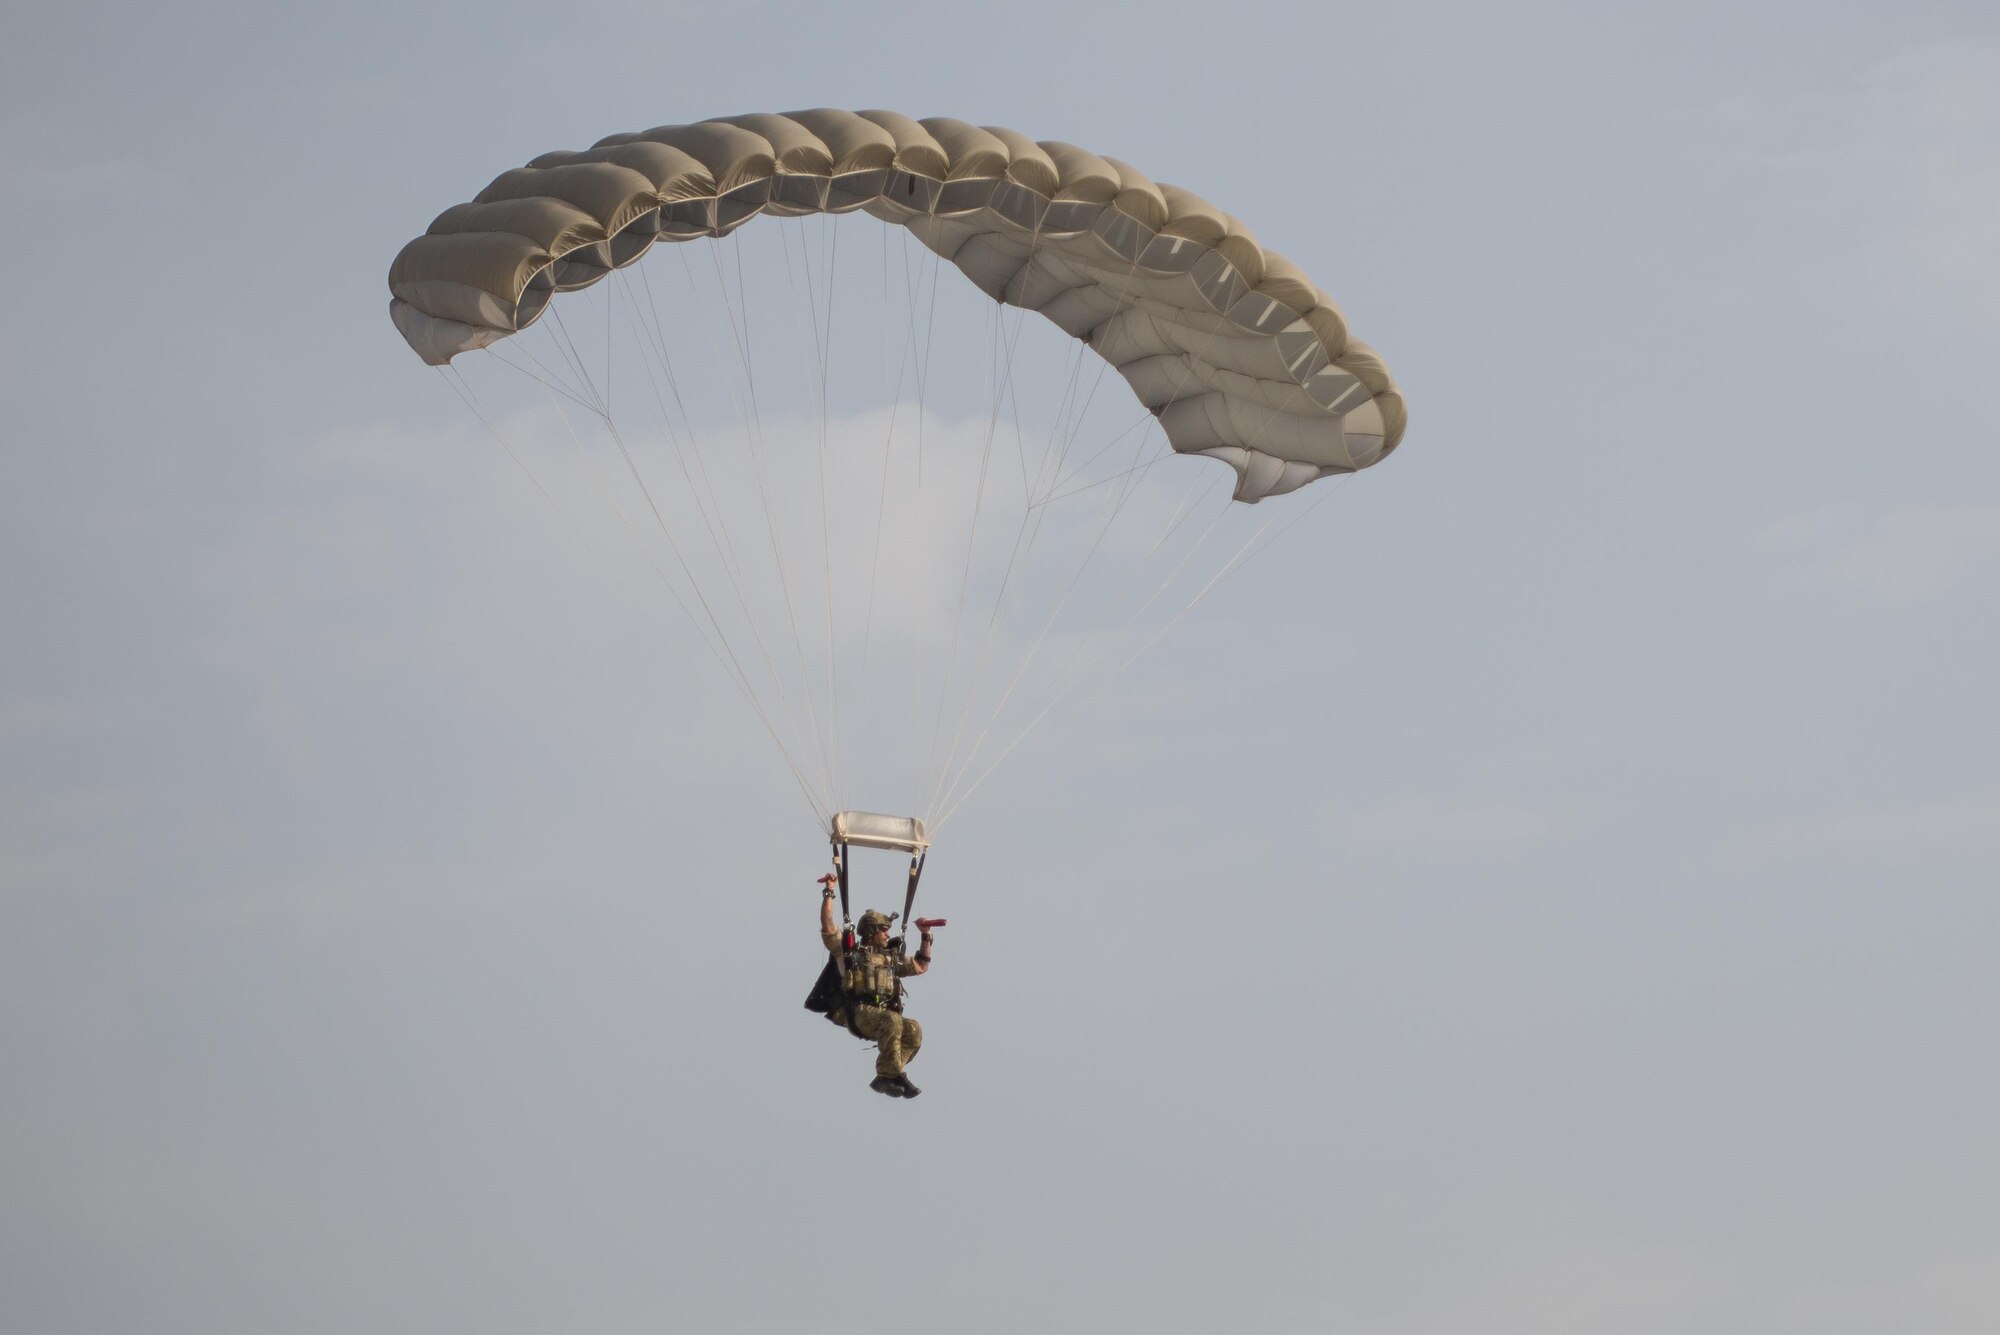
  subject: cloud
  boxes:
[0,696,95,738]
[1355,1218,1729,1335]
[1757,503,2000,604]
[1728,787,2000,874]
[0,784,138,901]
[1774,1243,2000,1334]
[0,118,177,237]
[339,380,1251,810]
[1730,36,2000,319]
[1351,1210,2000,1335]
[1856,38,2000,313]
[1330,793,1590,857]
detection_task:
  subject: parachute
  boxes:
[388,110,1405,837]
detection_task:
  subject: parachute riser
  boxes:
[898,849,927,958]
[830,843,851,985]
[832,842,852,925]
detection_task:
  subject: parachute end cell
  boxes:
[830,811,930,853]
[1194,446,1329,503]
[389,298,505,366]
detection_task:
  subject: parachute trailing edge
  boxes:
[387,110,1404,503]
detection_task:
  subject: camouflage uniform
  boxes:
[821,927,924,1078]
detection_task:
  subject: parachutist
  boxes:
[818,883,932,1098]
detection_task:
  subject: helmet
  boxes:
[857,910,894,935]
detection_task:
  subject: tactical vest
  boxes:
[843,945,903,1008]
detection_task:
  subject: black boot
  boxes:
[894,1074,922,1098]
[869,1076,903,1097]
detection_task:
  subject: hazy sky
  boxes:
[4,3,1997,1333]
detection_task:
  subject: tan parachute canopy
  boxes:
[388,109,1405,501]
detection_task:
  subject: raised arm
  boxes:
[818,875,840,951]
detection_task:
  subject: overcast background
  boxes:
[4,3,1997,1333]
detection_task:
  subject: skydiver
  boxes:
[818,874,932,1098]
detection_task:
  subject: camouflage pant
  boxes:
[848,1004,923,1078]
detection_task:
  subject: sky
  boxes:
[4,2,1998,1332]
